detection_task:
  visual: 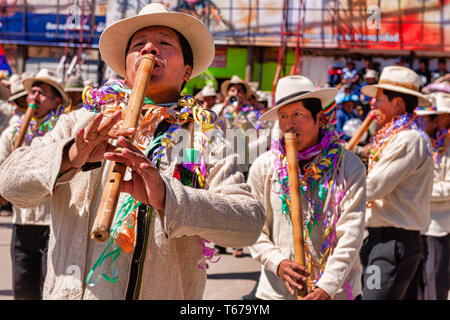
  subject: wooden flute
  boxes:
[13,100,37,150]
[90,54,155,242]
[345,111,376,152]
[285,131,308,299]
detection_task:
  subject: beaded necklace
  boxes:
[271,126,347,293]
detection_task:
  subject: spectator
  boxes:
[358,57,379,85]
[195,84,217,109]
[336,94,360,141]
[416,58,432,89]
[341,60,359,90]
[355,69,378,118]
[327,62,342,88]
[431,58,448,83]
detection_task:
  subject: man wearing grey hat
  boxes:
[359,66,434,300]
[0,3,264,300]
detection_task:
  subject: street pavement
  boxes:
[0,214,260,300]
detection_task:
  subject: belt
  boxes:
[367,227,421,239]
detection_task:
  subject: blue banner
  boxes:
[0,12,106,48]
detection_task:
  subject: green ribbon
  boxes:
[28,103,37,109]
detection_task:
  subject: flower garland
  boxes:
[13,105,66,143]
[368,113,430,173]
[271,126,350,296]
[431,128,449,164]
[83,80,219,286]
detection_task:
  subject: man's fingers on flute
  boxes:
[116,136,143,154]
[98,111,122,136]
[109,128,136,139]
[84,113,104,141]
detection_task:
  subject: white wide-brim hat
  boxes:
[220,75,251,98]
[23,68,69,107]
[260,75,338,121]
[415,92,450,115]
[99,3,215,79]
[361,66,431,107]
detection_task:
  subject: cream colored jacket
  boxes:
[0,118,50,226]
[248,149,366,300]
[366,129,434,231]
[424,147,450,237]
[0,108,265,300]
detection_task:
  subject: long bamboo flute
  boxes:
[91,54,155,242]
[345,111,376,152]
[13,100,37,150]
[285,131,308,299]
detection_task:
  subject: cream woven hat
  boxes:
[220,75,251,98]
[64,74,84,92]
[99,3,215,79]
[260,75,338,121]
[361,66,431,107]
[434,92,450,114]
[23,68,70,107]
[8,73,34,102]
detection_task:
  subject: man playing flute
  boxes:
[0,3,265,300]
[248,75,367,300]
[0,69,69,299]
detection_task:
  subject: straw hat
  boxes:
[220,75,251,98]
[260,75,337,122]
[99,3,215,79]
[64,74,84,92]
[361,66,431,107]
[8,73,34,102]
[200,85,217,98]
[23,68,70,107]
[415,92,450,115]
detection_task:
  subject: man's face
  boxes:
[372,89,400,127]
[343,101,354,113]
[437,113,450,130]
[278,101,322,152]
[366,77,376,84]
[227,84,246,103]
[439,62,447,72]
[203,96,216,109]
[13,95,28,112]
[27,83,62,118]
[419,115,438,137]
[125,26,192,103]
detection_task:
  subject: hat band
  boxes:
[275,91,310,106]
[378,79,419,92]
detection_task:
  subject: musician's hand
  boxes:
[362,144,371,158]
[104,136,165,211]
[277,259,309,295]
[303,287,331,300]
[61,111,135,173]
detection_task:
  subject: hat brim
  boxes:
[23,77,70,107]
[361,84,431,107]
[260,88,338,121]
[99,11,215,79]
[65,87,85,92]
[8,90,27,102]
[220,79,251,99]
[414,110,440,116]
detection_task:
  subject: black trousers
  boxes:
[421,234,449,300]
[10,224,49,300]
[360,227,424,300]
